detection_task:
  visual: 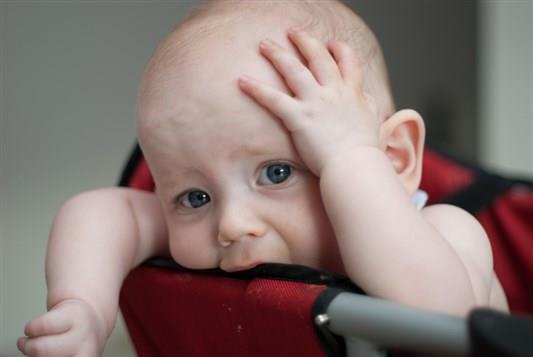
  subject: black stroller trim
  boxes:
[143,257,362,292]
[313,288,348,357]
[469,309,533,357]
[118,143,143,187]
[444,171,515,214]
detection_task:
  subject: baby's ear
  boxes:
[378,109,425,195]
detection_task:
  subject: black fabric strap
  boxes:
[118,143,143,187]
[312,288,349,357]
[443,172,515,214]
[144,257,362,292]
[469,308,533,357]
[428,146,533,214]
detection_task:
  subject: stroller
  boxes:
[119,144,533,356]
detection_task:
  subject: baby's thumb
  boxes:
[24,308,72,337]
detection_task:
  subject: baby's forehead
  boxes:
[157,17,295,76]
[137,0,389,134]
[141,0,365,91]
[138,20,296,127]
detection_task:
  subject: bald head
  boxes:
[137,0,394,127]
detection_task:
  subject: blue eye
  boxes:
[258,163,292,185]
[181,190,211,208]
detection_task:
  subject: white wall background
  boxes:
[1,1,532,356]
[479,0,533,177]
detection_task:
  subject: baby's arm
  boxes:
[318,151,491,315]
[239,28,494,316]
[18,188,168,356]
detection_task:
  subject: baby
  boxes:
[18,0,508,356]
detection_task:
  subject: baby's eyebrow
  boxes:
[232,143,272,157]
[229,133,296,158]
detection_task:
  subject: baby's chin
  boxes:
[220,255,290,273]
[220,261,263,272]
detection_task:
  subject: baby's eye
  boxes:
[180,190,211,208]
[258,163,292,185]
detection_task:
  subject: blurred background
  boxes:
[1,0,531,355]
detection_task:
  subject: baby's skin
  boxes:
[18,27,508,357]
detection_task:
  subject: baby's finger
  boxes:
[17,336,28,353]
[287,28,341,85]
[18,334,77,357]
[24,309,72,337]
[238,76,300,131]
[259,39,317,98]
[328,40,363,90]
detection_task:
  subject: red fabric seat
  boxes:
[121,265,335,356]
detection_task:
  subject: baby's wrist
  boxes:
[83,299,117,339]
[49,297,116,338]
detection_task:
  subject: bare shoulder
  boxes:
[421,204,493,288]
[420,204,491,250]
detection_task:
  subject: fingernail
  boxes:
[239,75,250,84]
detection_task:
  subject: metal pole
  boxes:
[326,293,470,356]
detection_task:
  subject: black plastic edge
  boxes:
[311,288,348,357]
[468,308,533,357]
[143,257,363,292]
[443,172,515,214]
[118,142,143,187]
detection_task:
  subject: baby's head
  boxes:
[138,0,395,126]
[135,0,413,273]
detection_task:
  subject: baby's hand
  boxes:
[239,28,381,176]
[17,299,108,357]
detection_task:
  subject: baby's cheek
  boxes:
[289,190,341,271]
[168,230,219,269]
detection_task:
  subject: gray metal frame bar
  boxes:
[325,292,470,356]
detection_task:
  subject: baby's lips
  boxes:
[222,261,262,272]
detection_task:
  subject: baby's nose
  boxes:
[217,202,267,246]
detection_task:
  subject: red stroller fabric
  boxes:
[477,190,533,314]
[120,265,337,356]
[119,146,533,356]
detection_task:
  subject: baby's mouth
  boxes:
[220,239,261,272]
[221,261,263,272]
[219,236,291,272]
[220,260,263,273]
